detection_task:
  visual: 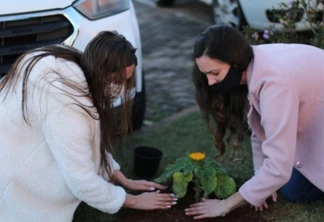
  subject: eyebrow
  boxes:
[203,68,219,74]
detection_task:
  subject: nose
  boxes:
[207,75,218,86]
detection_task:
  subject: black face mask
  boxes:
[210,66,242,94]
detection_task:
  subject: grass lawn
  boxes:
[73,109,324,222]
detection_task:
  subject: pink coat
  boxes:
[239,44,324,206]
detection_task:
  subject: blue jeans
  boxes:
[280,168,324,203]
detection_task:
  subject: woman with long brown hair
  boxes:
[0,31,176,221]
[185,25,324,219]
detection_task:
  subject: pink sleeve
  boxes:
[239,81,299,206]
[251,132,264,172]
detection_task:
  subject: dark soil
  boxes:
[115,188,266,222]
[117,204,265,222]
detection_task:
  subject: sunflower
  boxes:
[189,152,206,161]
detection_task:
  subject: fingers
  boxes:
[185,200,221,219]
[185,208,209,219]
[140,181,167,191]
[155,193,177,203]
[154,204,171,210]
[272,192,278,202]
[254,201,267,211]
[146,181,167,190]
[185,206,210,219]
[156,193,177,202]
[254,193,277,212]
[185,201,209,215]
[153,191,177,203]
[136,192,177,210]
[189,200,210,208]
[152,193,177,210]
[255,205,263,211]
[194,214,209,220]
[185,206,203,215]
[154,200,177,209]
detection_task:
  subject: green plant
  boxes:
[244,0,324,48]
[154,152,236,202]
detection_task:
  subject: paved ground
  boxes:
[133,0,214,123]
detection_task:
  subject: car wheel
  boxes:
[132,74,146,130]
[212,0,247,29]
[157,0,175,7]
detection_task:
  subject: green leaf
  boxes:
[183,161,195,176]
[205,157,227,174]
[214,174,236,199]
[184,171,193,182]
[173,172,185,182]
[200,165,217,197]
[193,166,202,179]
[154,171,171,183]
[172,172,188,198]
[193,179,202,202]
[154,158,187,183]
[174,156,189,165]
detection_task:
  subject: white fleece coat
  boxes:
[0,54,126,221]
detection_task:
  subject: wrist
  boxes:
[220,199,230,216]
[123,179,132,189]
[112,170,130,188]
[111,170,119,182]
[123,194,138,208]
[225,192,247,213]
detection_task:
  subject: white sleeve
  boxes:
[43,103,126,214]
[107,153,121,171]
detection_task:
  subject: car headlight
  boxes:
[73,0,130,20]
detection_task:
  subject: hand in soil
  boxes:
[127,180,167,191]
[185,198,229,219]
[126,191,177,210]
[254,192,277,211]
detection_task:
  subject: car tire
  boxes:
[212,0,247,29]
[157,0,175,7]
[132,74,146,131]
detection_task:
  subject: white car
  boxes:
[0,0,145,129]
[158,0,317,31]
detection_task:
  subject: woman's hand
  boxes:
[254,192,277,211]
[185,192,247,219]
[126,179,167,191]
[124,191,177,210]
[111,170,167,191]
[185,198,230,219]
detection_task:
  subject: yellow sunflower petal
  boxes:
[189,152,206,161]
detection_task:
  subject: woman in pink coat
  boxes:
[185,25,324,219]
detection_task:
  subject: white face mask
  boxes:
[105,83,136,107]
[107,83,125,98]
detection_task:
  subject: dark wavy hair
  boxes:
[193,25,253,156]
[0,31,137,177]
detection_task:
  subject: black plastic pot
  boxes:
[134,146,163,179]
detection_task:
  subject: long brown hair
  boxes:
[0,31,137,177]
[192,25,253,156]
